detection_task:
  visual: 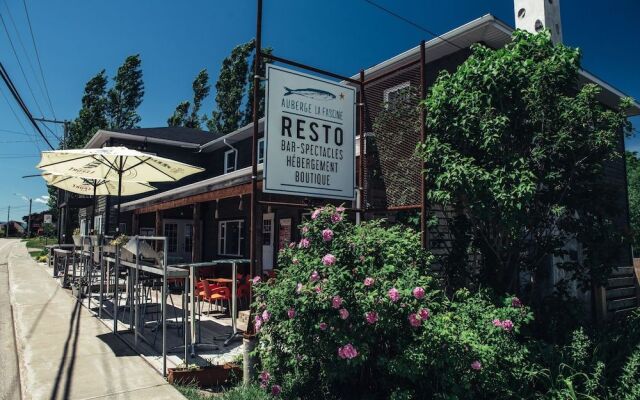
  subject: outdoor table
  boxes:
[173,258,250,357]
[53,248,73,287]
[206,277,233,284]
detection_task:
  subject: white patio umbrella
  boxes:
[37,146,204,233]
[42,173,158,233]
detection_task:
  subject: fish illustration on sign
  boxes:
[284,87,336,101]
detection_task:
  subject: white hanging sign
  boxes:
[264,64,356,200]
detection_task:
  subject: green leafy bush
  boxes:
[253,205,534,399]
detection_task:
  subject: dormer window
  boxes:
[383,82,411,108]
[258,137,265,164]
[224,149,237,174]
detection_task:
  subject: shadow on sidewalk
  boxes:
[48,299,82,400]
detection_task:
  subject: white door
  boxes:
[262,213,274,270]
[164,220,199,263]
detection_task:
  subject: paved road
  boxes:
[0,239,185,400]
[0,239,22,400]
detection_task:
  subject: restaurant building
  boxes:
[78,12,640,318]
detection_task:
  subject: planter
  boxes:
[72,235,82,246]
[167,363,241,388]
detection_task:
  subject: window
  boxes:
[80,219,87,236]
[218,220,244,256]
[258,138,265,164]
[224,149,237,174]
[94,215,104,235]
[140,227,155,236]
[165,223,178,252]
[383,82,411,107]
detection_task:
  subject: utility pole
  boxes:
[6,205,9,238]
[27,198,32,238]
[35,117,69,244]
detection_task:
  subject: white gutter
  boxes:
[84,130,201,149]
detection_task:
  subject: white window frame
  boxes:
[383,81,411,107]
[224,149,238,174]
[94,215,104,235]
[218,219,244,257]
[257,137,265,164]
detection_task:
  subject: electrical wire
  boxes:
[0,61,54,149]
[0,83,41,152]
[21,0,56,120]
[0,10,45,117]
[363,0,464,50]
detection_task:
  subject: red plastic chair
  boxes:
[199,280,230,315]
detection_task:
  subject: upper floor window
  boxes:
[224,149,237,174]
[383,81,411,108]
[258,138,265,164]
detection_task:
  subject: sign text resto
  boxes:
[264,65,356,200]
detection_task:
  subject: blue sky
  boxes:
[0,0,638,221]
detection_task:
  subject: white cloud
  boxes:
[34,198,48,204]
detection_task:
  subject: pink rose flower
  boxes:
[511,297,523,308]
[298,238,311,249]
[331,295,343,309]
[319,322,328,330]
[339,308,349,320]
[287,308,296,319]
[302,226,309,234]
[253,276,261,284]
[492,318,502,328]
[322,228,334,242]
[365,311,378,324]
[271,385,282,396]
[311,208,322,220]
[259,370,270,383]
[262,310,271,322]
[501,319,514,332]
[315,286,322,293]
[296,282,303,294]
[254,315,263,331]
[471,360,482,371]
[336,206,346,213]
[331,213,343,223]
[337,343,358,359]
[419,308,430,320]
[322,254,336,266]
[412,287,425,299]
[310,271,320,282]
[388,288,400,302]
[408,313,421,327]
[364,277,374,287]
[288,242,296,249]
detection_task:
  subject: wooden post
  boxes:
[155,210,163,250]
[192,203,202,263]
[419,40,429,250]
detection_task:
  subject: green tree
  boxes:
[626,151,640,253]
[107,54,144,129]
[207,41,254,133]
[417,30,632,296]
[167,69,210,129]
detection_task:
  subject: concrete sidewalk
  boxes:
[5,239,185,400]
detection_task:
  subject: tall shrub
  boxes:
[253,206,534,399]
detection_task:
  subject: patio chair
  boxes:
[199,280,230,316]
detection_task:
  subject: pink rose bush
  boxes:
[252,205,532,398]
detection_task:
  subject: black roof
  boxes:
[111,127,223,145]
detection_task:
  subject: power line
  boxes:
[21,0,56,120]
[363,0,464,51]
[0,10,45,117]
[0,82,42,151]
[0,61,54,149]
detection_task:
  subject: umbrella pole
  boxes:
[116,166,122,234]
[91,182,97,234]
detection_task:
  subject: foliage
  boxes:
[417,30,632,296]
[168,69,211,129]
[106,54,145,129]
[626,151,640,253]
[242,45,272,126]
[208,41,254,133]
[254,205,535,399]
